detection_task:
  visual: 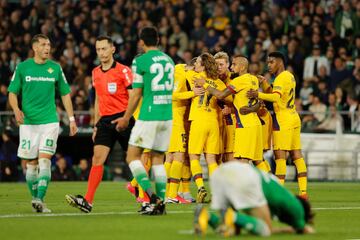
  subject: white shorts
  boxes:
[18,123,59,159]
[129,120,172,152]
[210,161,267,210]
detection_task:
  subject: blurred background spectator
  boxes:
[74,158,90,181]
[0,130,18,181]
[52,155,76,181]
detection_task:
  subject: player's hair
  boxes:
[188,57,197,67]
[96,35,114,45]
[268,51,286,65]
[296,195,315,224]
[232,54,248,61]
[214,51,229,63]
[31,34,50,47]
[139,27,159,47]
[199,53,218,80]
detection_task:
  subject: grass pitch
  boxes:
[0,182,360,240]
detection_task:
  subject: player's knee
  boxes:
[92,154,106,166]
[290,150,303,160]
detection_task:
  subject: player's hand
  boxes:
[194,77,206,86]
[193,86,205,96]
[222,105,232,115]
[92,127,97,142]
[14,108,24,125]
[247,89,258,99]
[257,75,267,84]
[239,106,253,115]
[303,225,315,234]
[69,121,78,136]
[112,117,129,131]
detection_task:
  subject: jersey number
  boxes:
[21,140,30,150]
[150,63,174,91]
[287,88,294,109]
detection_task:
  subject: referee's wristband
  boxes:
[69,116,75,122]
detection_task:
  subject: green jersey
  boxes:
[8,58,71,125]
[258,169,306,231]
[132,49,174,121]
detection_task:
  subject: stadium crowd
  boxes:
[0,0,360,181]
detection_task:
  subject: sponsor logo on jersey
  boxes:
[25,76,55,82]
[107,82,117,94]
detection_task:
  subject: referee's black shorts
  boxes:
[94,112,135,151]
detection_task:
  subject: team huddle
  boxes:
[10,27,314,237]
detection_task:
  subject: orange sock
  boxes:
[85,165,104,204]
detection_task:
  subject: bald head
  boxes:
[231,55,249,74]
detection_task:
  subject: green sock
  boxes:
[152,165,167,200]
[25,164,38,199]
[37,159,51,201]
[209,212,221,229]
[234,212,270,236]
[129,160,153,196]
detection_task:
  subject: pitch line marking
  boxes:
[0,207,360,219]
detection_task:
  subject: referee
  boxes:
[65,36,135,213]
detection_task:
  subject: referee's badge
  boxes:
[108,82,117,94]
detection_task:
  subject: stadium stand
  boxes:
[0,0,360,181]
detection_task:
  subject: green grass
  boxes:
[0,182,360,240]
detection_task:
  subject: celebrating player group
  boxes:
[10,27,314,237]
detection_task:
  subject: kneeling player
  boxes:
[194,161,315,237]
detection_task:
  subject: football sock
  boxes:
[293,158,307,195]
[164,161,171,197]
[254,160,268,172]
[190,159,204,189]
[129,160,154,198]
[209,212,221,229]
[181,164,191,193]
[264,160,271,173]
[234,211,271,236]
[208,162,218,176]
[130,177,138,187]
[275,158,286,185]
[164,161,171,177]
[138,186,145,199]
[152,164,167,200]
[84,165,104,204]
[26,164,38,199]
[168,160,183,198]
[37,158,51,201]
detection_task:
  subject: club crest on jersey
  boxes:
[107,82,117,94]
[47,68,54,74]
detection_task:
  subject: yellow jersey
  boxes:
[221,72,236,126]
[228,73,261,128]
[188,72,231,121]
[172,64,193,125]
[272,71,301,129]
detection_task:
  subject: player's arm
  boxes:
[94,94,100,125]
[202,82,233,101]
[247,90,281,103]
[61,94,78,136]
[8,65,24,124]
[173,91,195,100]
[8,92,24,124]
[258,75,272,93]
[57,66,77,136]
[112,88,142,131]
[240,101,261,115]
